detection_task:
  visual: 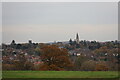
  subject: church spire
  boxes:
[76,33,79,44]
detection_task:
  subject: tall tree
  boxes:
[40,45,73,71]
[69,38,73,45]
[14,53,34,70]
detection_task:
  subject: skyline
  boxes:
[2,2,118,44]
[2,32,118,44]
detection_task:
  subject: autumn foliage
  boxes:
[95,62,109,71]
[40,45,73,71]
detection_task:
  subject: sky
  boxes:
[0,2,2,44]
[2,2,118,44]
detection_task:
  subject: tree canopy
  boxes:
[40,45,73,71]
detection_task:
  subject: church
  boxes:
[69,33,80,45]
[76,33,80,44]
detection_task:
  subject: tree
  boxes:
[93,46,108,57]
[95,61,109,71]
[40,45,73,71]
[3,64,16,70]
[80,60,97,71]
[14,53,34,70]
[14,53,26,70]
[11,40,16,48]
[34,47,41,56]
[69,38,73,45]
[75,55,88,70]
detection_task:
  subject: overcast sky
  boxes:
[2,2,118,44]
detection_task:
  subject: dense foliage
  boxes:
[2,40,120,71]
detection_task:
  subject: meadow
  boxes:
[2,71,119,78]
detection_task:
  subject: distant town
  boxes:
[1,33,120,71]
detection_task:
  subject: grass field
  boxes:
[2,71,119,78]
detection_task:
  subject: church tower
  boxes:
[76,33,79,44]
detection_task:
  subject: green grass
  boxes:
[2,71,119,78]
